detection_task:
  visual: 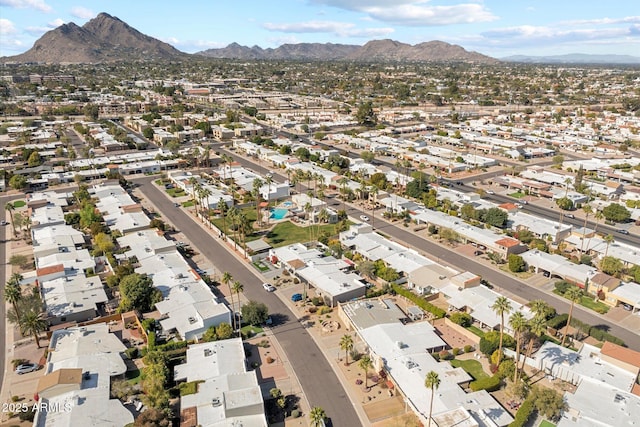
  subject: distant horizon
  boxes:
[1,1,638,58]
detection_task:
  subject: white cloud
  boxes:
[560,16,640,26]
[263,20,394,38]
[0,0,51,12]
[310,0,497,26]
[24,18,65,36]
[0,18,17,34]
[70,6,95,20]
[162,37,227,53]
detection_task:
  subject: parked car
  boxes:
[359,215,370,222]
[515,203,523,209]
[15,363,39,375]
[486,190,495,195]
[565,214,575,219]
[0,220,7,226]
[262,283,276,292]
[621,303,633,311]
[618,229,630,235]
[174,202,181,207]
[291,293,303,302]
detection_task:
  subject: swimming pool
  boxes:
[270,208,288,220]
[282,201,293,207]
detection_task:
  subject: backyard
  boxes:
[449,358,489,381]
[266,220,343,248]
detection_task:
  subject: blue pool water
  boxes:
[282,201,293,207]
[270,208,288,219]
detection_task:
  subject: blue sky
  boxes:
[1,0,638,58]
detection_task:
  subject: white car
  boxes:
[15,363,39,375]
[262,283,276,292]
[360,215,370,222]
[486,190,495,195]
[515,203,523,209]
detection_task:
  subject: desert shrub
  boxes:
[464,344,474,353]
[497,359,516,380]
[291,409,301,418]
[318,306,332,315]
[125,347,139,359]
[508,399,534,427]
[546,313,569,330]
[450,312,472,327]
[452,347,461,356]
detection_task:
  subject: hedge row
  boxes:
[508,399,534,427]
[469,375,501,392]
[546,313,568,330]
[391,284,446,319]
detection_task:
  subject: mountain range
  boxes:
[196,39,498,63]
[502,54,640,65]
[1,12,496,64]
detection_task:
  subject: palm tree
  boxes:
[522,315,547,372]
[369,185,379,229]
[358,354,373,389]
[424,371,441,427]
[491,296,512,361]
[309,406,327,427]
[5,202,16,237]
[561,286,583,347]
[228,206,240,250]
[587,210,604,250]
[222,272,235,330]
[529,299,554,320]
[339,334,354,365]
[509,311,527,383]
[20,310,47,348]
[217,198,228,237]
[253,177,264,227]
[604,234,614,258]
[4,281,22,325]
[338,176,349,212]
[200,187,212,219]
[232,280,244,332]
[580,204,592,253]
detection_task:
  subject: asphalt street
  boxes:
[0,194,14,399]
[134,176,362,427]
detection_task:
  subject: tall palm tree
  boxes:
[424,371,441,427]
[264,175,274,225]
[509,311,527,383]
[580,204,592,253]
[339,334,354,366]
[370,185,379,229]
[561,287,583,347]
[587,210,604,250]
[20,310,47,348]
[5,202,16,237]
[604,234,614,258]
[200,187,212,219]
[253,177,264,227]
[222,272,235,330]
[217,198,228,237]
[338,176,349,212]
[304,202,313,242]
[491,296,512,361]
[358,355,373,389]
[232,280,244,332]
[4,281,22,325]
[529,299,554,320]
[309,406,327,427]
[522,315,547,372]
[228,206,240,250]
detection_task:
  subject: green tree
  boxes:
[529,385,566,421]
[216,322,233,340]
[9,254,29,269]
[94,232,115,254]
[358,355,373,388]
[561,286,583,346]
[508,254,525,273]
[27,151,42,167]
[118,273,162,313]
[142,127,154,139]
[5,202,16,237]
[4,280,22,325]
[509,311,527,383]
[491,296,512,362]
[602,203,631,223]
[309,406,327,427]
[360,150,375,163]
[552,154,564,167]
[556,197,574,211]
[9,175,28,191]
[241,300,269,326]
[202,325,217,342]
[232,280,244,330]
[222,272,235,329]
[355,101,377,126]
[425,371,441,427]
[340,334,354,365]
[483,207,508,228]
[20,309,47,348]
[522,315,547,372]
[600,256,623,276]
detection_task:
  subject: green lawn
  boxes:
[166,188,186,198]
[241,324,264,339]
[450,358,489,380]
[182,200,195,208]
[553,290,609,314]
[211,208,261,243]
[466,325,486,337]
[539,421,556,427]
[125,368,141,385]
[12,200,26,208]
[266,220,343,247]
[509,192,525,199]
